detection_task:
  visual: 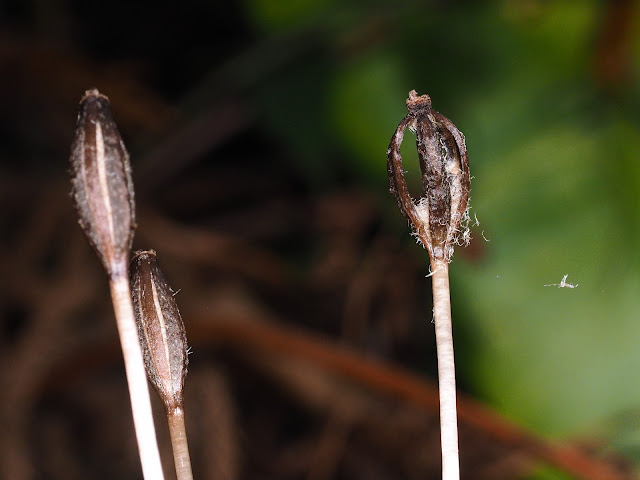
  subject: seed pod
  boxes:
[387,90,470,261]
[69,89,135,277]
[131,250,189,412]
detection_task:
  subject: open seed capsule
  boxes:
[387,90,470,261]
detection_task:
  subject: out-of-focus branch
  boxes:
[190,316,635,480]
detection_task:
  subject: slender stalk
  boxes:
[110,272,165,480]
[431,260,459,480]
[167,407,194,480]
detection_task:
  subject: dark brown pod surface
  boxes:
[387,90,470,261]
[69,89,135,277]
[131,250,189,412]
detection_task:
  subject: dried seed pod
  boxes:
[131,250,189,412]
[387,90,470,261]
[70,89,135,277]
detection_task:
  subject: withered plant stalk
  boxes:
[387,90,470,480]
[69,89,165,479]
[131,250,193,480]
[430,261,458,477]
[110,274,165,479]
[167,410,192,480]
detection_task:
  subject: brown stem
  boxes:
[45,315,635,480]
[167,407,194,480]
[188,318,633,480]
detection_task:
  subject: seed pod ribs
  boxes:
[387,90,470,261]
[69,88,135,277]
[131,250,189,413]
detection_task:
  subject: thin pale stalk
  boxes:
[167,407,194,480]
[430,259,459,480]
[110,272,165,480]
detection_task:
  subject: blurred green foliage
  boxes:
[243,0,640,472]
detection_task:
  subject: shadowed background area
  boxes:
[1,1,640,479]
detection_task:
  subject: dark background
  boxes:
[1,1,640,479]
